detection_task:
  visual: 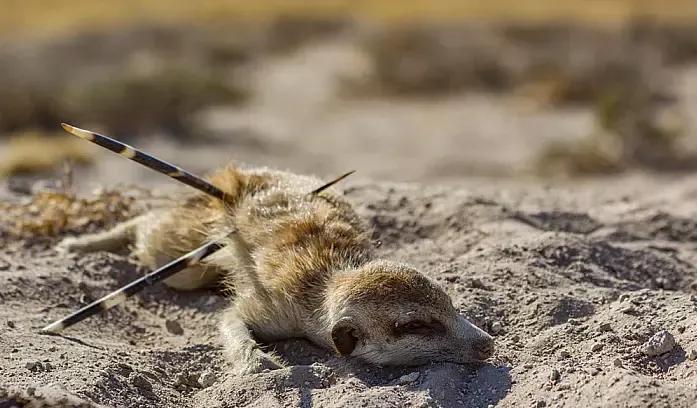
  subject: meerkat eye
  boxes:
[392,320,445,337]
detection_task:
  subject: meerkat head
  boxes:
[325,260,494,366]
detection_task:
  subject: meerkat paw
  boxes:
[228,341,286,375]
[239,349,286,375]
[55,236,87,254]
[220,309,288,374]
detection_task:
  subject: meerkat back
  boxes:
[207,167,371,292]
[131,165,365,291]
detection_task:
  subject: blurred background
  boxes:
[2,0,697,192]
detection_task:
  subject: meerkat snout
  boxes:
[452,315,495,361]
[325,260,494,366]
[471,333,495,360]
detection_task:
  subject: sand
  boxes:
[2,174,697,407]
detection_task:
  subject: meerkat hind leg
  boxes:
[57,215,146,254]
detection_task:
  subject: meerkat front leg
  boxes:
[219,303,286,374]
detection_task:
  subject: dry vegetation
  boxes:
[359,22,691,102]
[4,0,697,39]
[533,48,695,176]
[0,131,93,177]
[0,25,251,137]
[0,189,135,241]
[64,65,246,137]
[2,5,697,179]
[4,19,697,137]
[349,20,697,175]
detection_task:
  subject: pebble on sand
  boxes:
[199,371,217,388]
[549,368,561,382]
[165,320,184,335]
[131,374,153,392]
[641,330,676,357]
[598,322,612,333]
[176,372,201,388]
[687,350,697,361]
[621,305,636,314]
[25,361,41,371]
[398,372,420,384]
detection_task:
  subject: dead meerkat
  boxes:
[49,124,494,374]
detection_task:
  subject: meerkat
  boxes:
[50,124,494,374]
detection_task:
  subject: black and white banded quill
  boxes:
[61,123,227,201]
[40,241,224,334]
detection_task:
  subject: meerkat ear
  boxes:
[331,318,362,356]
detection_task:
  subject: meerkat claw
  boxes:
[55,236,80,254]
[227,339,286,374]
[242,350,286,374]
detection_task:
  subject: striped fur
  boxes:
[61,123,228,201]
[40,241,224,333]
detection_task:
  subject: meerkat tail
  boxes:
[40,240,225,334]
[309,170,356,196]
[60,123,227,201]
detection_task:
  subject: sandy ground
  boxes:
[2,174,697,407]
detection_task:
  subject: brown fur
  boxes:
[59,165,494,373]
